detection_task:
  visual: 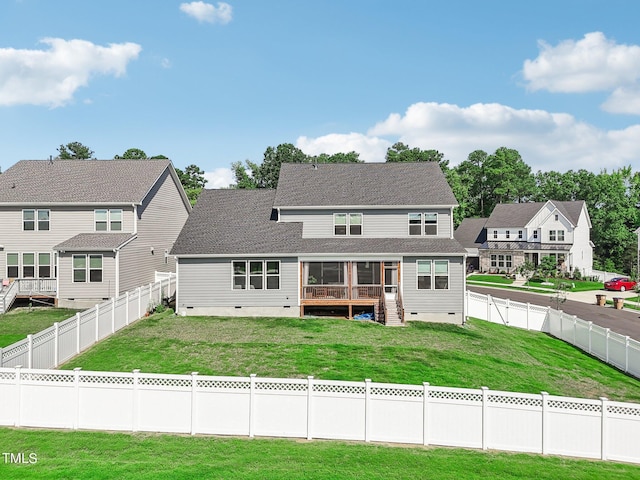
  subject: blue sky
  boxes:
[2,1,640,187]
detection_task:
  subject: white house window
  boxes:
[558,230,565,241]
[434,260,449,289]
[22,253,35,278]
[95,209,123,231]
[233,260,281,290]
[424,213,437,235]
[334,213,362,236]
[409,213,437,236]
[409,214,422,236]
[417,260,432,289]
[549,230,557,241]
[533,231,538,240]
[554,214,559,221]
[505,230,510,239]
[23,209,49,231]
[38,253,51,278]
[7,253,18,278]
[490,254,497,267]
[73,255,102,283]
[518,230,523,239]
[493,230,498,239]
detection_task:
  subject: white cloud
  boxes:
[522,32,640,114]
[296,132,391,162]
[161,58,171,69]
[298,102,640,172]
[0,38,141,108]
[523,32,640,93]
[204,167,235,188]
[180,1,232,24]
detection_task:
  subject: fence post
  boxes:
[111,298,116,334]
[600,397,609,461]
[190,372,198,436]
[15,365,22,427]
[95,304,100,342]
[0,346,3,368]
[526,303,530,330]
[558,310,564,340]
[53,323,59,368]
[364,378,371,443]
[76,312,81,354]
[573,315,577,346]
[588,322,593,354]
[27,334,33,369]
[487,295,492,323]
[481,387,489,450]
[605,329,610,363]
[132,369,140,432]
[137,287,142,319]
[625,336,630,373]
[540,391,549,455]
[74,367,82,430]
[307,376,314,440]
[249,374,256,438]
[125,292,130,326]
[423,382,430,446]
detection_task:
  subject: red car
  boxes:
[604,277,637,292]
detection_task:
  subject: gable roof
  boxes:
[485,201,586,228]
[0,159,184,205]
[171,189,466,256]
[454,218,488,248]
[273,162,458,208]
[54,233,137,252]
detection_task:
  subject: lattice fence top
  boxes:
[80,374,134,385]
[488,394,542,407]
[197,379,251,390]
[256,381,308,392]
[138,377,192,388]
[313,383,366,395]
[33,328,56,345]
[371,386,423,397]
[23,372,75,383]
[0,371,15,380]
[3,341,29,358]
[608,404,640,417]
[429,390,482,402]
[548,399,601,412]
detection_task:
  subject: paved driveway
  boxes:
[468,286,640,341]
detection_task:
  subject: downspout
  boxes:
[133,204,138,234]
[115,249,120,297]
[450,206,454,239]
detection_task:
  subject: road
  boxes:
[468,286,640,341]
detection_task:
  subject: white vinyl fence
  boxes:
[1,367,639,464]
[0,276,175,369]
[465,290,640,380]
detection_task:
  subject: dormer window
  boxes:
[334,213,362,236]
[518,230,523,239]
[505,230,510,239]
[95,209,123,231]
[555,214,559,221]
[533,231,538,240]
[493,230,498,239]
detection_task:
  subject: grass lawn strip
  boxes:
[61,313,640,403]
[0,307,80,348]
[0,428,638,479]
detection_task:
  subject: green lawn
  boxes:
[467,274,514,284]
[61,312,640,403]
[1,428,639,480]
[525,278,603,292]
[0,307,80,348]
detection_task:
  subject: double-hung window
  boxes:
[6,253,19,278]
[73,255,102,283]
[334,213,362,236]
[22,253,35,278]
[549,230,557,241]
[417,260,449,290]
[233,260,281,290]
[557,230,565,241]
[533,231,538,240]
[505,230,510,239]
[409,213,438,236]
[23,209,50,231]
[38,253,51,278]
[518,230,523,239]
[95,209,123,231]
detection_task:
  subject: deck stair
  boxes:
[384,292,403,326]
[0,281,19,314]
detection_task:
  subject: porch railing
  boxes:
[302,285,383,301]
[15,279,57,295]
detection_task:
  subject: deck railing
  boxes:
[302,285,383,301]
[16,279,57,295]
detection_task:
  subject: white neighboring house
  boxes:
[473,200,593,276]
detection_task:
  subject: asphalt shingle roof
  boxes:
[0,159,172,204]
[54,233,137,251]
[485,201,585,228]
[273,162,458,207]
[171,189,466,256]
[454,218,488,248]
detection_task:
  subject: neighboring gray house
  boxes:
[456,200,593,276]
[0,159,191,308]
[172,162,467,325]
[453,217,487,272]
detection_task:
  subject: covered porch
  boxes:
[300,261,403,324]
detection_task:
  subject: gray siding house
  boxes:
[172,162,467,325]
[0,159,191,308]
